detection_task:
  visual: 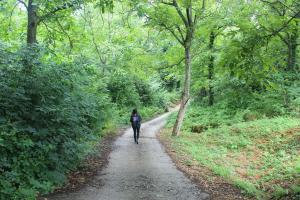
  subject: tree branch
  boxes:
[38,1,77,23]
[265,10,300,38]
[160,22,184,45]
[55,18,73,50]
[82,5,108,66]
[161,1,173,6]
[40,21,57,48]
[260,0,283,16]
[17,0,28,10]
[175,25,185,42]
[161,57,185,69]
[7,2,19,33]
[260,23,290,45]
[186,6,193,27]
[214,25,225,36]
[277,32,289,45]
[172,0,189,28]
[161,0,188,27]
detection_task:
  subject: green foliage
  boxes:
[1,0,299,199]
[107,69,170,108]
[107,69,141,107]
[295,157,300,173]
[0,44,108,199]
[107,68,175,124]
[165,105,300,199]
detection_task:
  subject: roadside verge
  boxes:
[157,128,253,200]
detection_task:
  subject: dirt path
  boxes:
[49,111,209,200]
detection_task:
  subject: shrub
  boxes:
[107,69,141,107]
[0,46,108,199]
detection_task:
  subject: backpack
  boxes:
[133,116,139,122]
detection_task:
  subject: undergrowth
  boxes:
[164,103,300,199]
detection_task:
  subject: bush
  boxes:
[107,69,172,125]
[107,69,141,107]
[134,78,154,105]
[0,46,108,199]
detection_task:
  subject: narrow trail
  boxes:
[49,110,209,200]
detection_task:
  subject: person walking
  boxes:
[130,109,142,144]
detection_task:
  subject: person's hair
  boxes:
[132,108,137,116]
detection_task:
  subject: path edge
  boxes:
[156,128,253,200]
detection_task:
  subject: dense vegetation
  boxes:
[0,0,299,199]
[158,0,300,199]
[0,1,178,199]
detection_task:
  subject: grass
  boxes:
[162,105,300,199]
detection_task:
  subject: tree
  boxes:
[14,0,113,45]
[205,6,227,106]
[259,0,300,71]
[16,0,79,44]
[207,30,215,106]
[144,0,203,136]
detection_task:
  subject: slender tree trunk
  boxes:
[208,31,215,106]
[83,6,107,74]
[287,32,298,71]
[27,0,38,44]
[172,45,191,136]
[168,0,196,136]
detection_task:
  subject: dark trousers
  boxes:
[132,123,140,142]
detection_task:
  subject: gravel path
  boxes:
[49,110,209,200]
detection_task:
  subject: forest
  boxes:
[0,0,299,199]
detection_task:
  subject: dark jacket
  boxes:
[130,114,142,127]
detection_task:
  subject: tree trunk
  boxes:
[208,31,215,106]
[27,0,38,44]
[287,31,298,71]
[172,46,191,136]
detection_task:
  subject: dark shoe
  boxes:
[136,140,138,144]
